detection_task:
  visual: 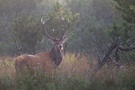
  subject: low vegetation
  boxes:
[0,53,135,90]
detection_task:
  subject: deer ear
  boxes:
[61,37,68,44]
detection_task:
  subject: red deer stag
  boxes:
[14,17,69,74]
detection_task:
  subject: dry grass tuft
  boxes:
[0,56,15,79]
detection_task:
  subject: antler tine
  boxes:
[41,17,55,41]
[61,20,70,39]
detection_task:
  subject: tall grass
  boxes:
[0,53,135,90]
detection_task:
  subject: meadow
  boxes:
[0,53,135,90]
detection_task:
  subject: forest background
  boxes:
[0,0,135,90]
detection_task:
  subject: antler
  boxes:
[41,17,55,41]
[61,20,70,39]
[41,17,70,41]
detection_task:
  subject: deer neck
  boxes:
[49,47,63,66]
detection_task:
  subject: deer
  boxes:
[14,17,69,74]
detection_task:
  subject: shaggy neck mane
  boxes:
[49,47,63,66]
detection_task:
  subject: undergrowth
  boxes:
[0,54,135,90]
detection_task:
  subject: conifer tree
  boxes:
[110,0,135,45]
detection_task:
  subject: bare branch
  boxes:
[89,36,135,77]
[119,45,135,51]
[90,37,120,77]
[13,38,22,55]
[114,37,121,62]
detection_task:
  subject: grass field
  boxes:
[0,53,135,90]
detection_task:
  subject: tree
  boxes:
[130,5,135,12]
[66,0,114,54]
[43,3,79,36]
[109,0,135,62]
[13,12,42,54]
[111,0,135,44]
[12,3,79,55]
[42,3,79,53]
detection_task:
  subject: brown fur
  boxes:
[14,39,67,75]
[14,52,58,74]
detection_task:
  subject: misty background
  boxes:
[0,0,132,60]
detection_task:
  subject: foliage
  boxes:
[0,0,135,90]
[114,0,135,24]
[13,12,42,54]
[108,0,135,62]
[0,0,120,55]
[42,3,79,39]
[110,0,135,44]
[130,5,135,12]
[0,0,37,16]
[65,0,118,54]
